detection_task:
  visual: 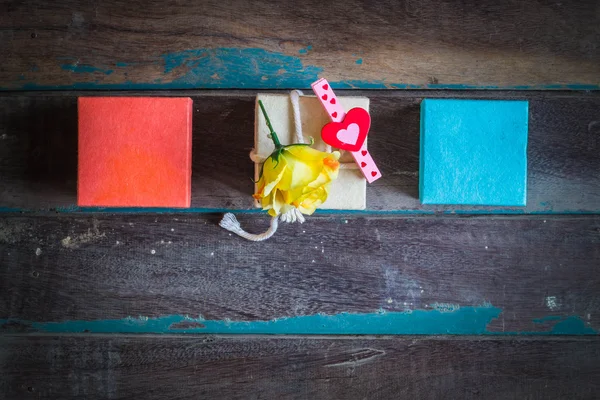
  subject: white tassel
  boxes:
[279,207,305,224]
[220,208,306,241]
[219,213,279,242]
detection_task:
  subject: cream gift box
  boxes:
[254,93,369,210]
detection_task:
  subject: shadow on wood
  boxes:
[191,96,255,208]
[1,98,78,205]
[371,98,421,200]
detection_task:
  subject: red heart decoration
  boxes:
[360,162,367,167]
[321,107,371,152]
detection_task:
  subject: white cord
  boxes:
[249,91,357,168]
[219,208,306,241]
[219,213,279,241]
[289,89,305,145]
[222,91,356,241]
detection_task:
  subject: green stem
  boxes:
[258,100,282,148]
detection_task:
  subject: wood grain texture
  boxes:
[1,0,599,89]
[1,335,599,399]
[1,213,598,333]
[1,90,599,212]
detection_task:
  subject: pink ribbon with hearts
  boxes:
[311,78,382,183]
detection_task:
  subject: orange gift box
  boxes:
[78,97,193,208]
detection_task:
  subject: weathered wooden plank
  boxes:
[1,0,599,90]
[1,214,598,334]
[1,335,599,399]
[1,90,599,213]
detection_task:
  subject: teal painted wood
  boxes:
[1,214,599,335]
[2,1,599,91]
[0,308,596,335]
[4,47,599,91]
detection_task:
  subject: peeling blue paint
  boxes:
[159,47,322,88]
[0,207,23,213]
[333,79,392,89]
[1,307,502,335]
[431,302,462,312]
[1,47,598,91]
[298,45,312,55]
[533,316,564,322]
[533,316,597,335]
[0,308,597,335]
[355,58,363,65]
[61,64,114,75]
[7,78,599,91]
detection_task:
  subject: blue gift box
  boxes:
[420,99,529,206]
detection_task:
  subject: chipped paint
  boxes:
[298,45,312,55]
[61,64,114,75]
[533,316,597,335]
[0,307,500,335]
[2,47,598,91]
[160,47,322,88]
[60,218,106,249]
[545,296,560,311]
[432,303,461,313]
[8,80,600,91]
[0,306,597,335]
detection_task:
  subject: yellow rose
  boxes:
[254,99,341,217]
[254,144,340,216]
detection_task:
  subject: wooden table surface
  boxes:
[1,1,599,399]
